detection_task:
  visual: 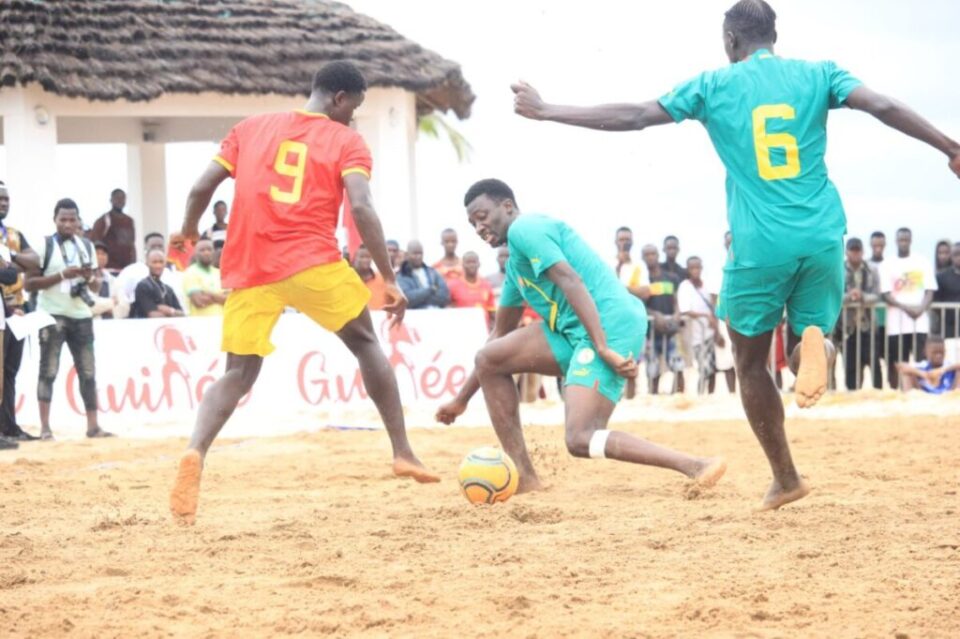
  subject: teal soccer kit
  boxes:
[501,214,648,403]
[659,49,862,337]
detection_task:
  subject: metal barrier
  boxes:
[619,301,960,396]
[833,302,959,391]
[645,303,960,395]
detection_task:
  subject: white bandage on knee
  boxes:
[588,429,611,459]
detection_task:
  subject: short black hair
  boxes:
[870,231,886,240]
[94,241,109,254]
[463,178,518,209]
[53,197,79,217]
[111,188,125,197]
[213,200,227,208]
[686,255,702,265]
[926,334,945,347]
[846,237,863,250]
[663,235,679,244]
[616,226,632,235]
[386,239,399,248]
[441,228,457,235]
[896,227,912,236]
[724,0,777,44]
[313,61,367,95]
[144,232,164,245]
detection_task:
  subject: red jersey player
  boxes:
[170,61,439,525]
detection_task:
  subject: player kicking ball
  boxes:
[436,179,726,494]
[512,0,960,510]
[170,61,439,525]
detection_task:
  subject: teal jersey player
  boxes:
[659,51,861,269]
[511,0,959,511]
[658,51,861,340]
[437,179,726,497]
[501,214,648,400]
[502,213,646,402]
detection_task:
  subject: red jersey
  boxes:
[448,277,496,312]
[433,258,463,281]
[214,110,372,289]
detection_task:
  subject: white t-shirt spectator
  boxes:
[880,255,938,335]
[677,279,715,345]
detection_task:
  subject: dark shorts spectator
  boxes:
[38,316,96,411]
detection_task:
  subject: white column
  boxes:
[0,87,59,244]
[125,143,145,253]
[354,88,418,243]
[127,142,168,255]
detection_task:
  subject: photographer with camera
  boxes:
[25,198,112,440]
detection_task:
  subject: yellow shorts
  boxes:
[222,260,371,357]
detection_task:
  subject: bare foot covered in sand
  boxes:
[516,474,544,494]
[757,477,811,512]
[795,326,827,408]
[392,457,441,483]
[170,450,203,525]
[693,457,728,488]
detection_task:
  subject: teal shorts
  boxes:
[718,241,843,338]
[541,311,647,404]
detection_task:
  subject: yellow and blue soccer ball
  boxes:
[458,447,520,504]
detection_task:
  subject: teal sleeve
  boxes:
[658,72,710,123]
[826,62,862,108]
[500,273,524,308]
[508,217,565,278]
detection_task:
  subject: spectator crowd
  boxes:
[0,183,228,449]
[1,179,957,450]
[355,223,960,402]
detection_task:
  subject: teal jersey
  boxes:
[659,50,862,268]
[501,214,646,342]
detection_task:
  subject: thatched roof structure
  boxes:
[0,0,474,118]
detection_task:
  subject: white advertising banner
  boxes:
[12,308,488,438]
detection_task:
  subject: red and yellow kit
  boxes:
[215,110,372,290]
[214,110,373,356]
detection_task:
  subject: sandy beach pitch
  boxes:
[2,415,958,637]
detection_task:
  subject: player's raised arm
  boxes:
[512,81,674,132]
[435,304,524,425]
[844,86,960,178]
[182,161,231,242]
[344,172,407,326]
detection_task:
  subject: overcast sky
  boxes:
[2,0,957,278]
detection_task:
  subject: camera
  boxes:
[69,263,97,307]
[70,280,96,307]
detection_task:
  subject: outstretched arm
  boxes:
[344,173,407,326]
[845,86,960,178]
[512,81,674,132]
[895,362,922,378]
[436,305,525,423]
[182,162,230,241]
